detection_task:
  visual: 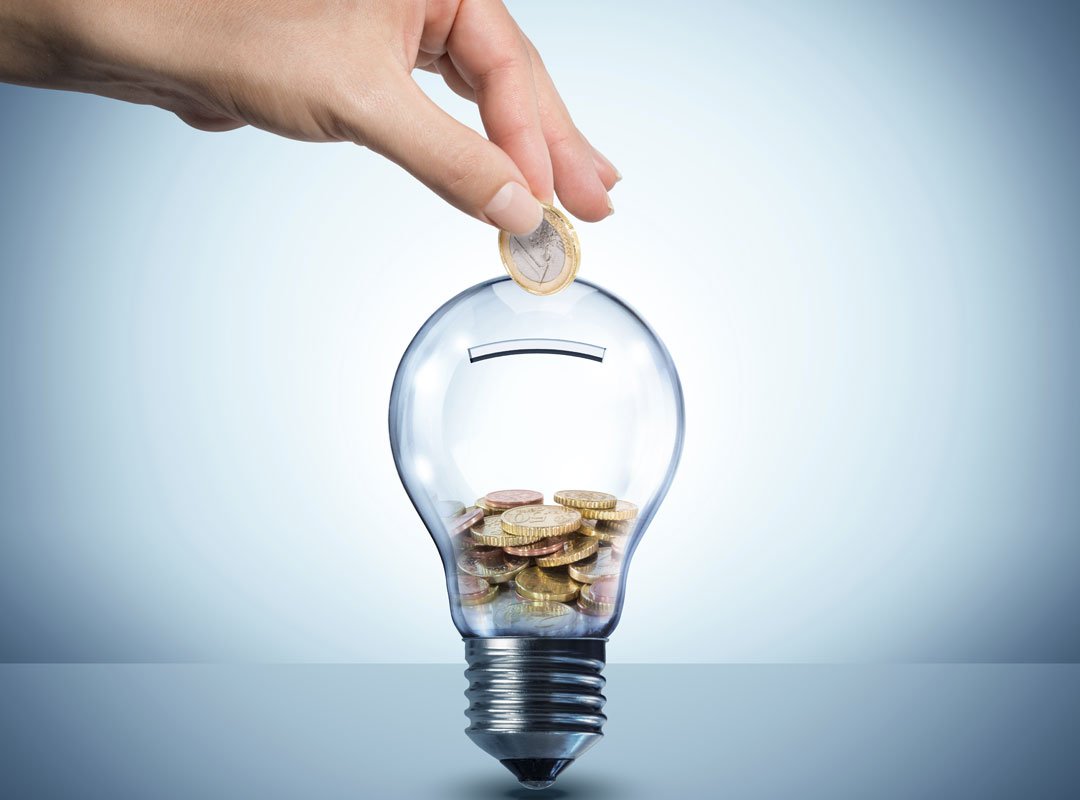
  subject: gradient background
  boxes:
[1,0,1078,665]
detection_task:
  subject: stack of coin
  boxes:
[443,488,638,629]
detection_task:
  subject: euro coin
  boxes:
[458,575,500,606]
[503,535,570,557]
[471,514,550,546]
[501,504,582,538]
[597,518,635,536]
[514,566,581,603]
[568,549,620,584]
[577,577,618,615]
[502,600,576,632]
[578,518,623,543]
[554,490,617,510]
[458,546,529,584]
[462,584,499,606]
[534,535,598,567]
[484,489,543,509]
[499,204,580,296]
[580,500,639,521]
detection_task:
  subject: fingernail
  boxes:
[592,149,622,184]
[606,194,614,216]
[484,182,543,236]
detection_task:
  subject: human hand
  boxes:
[0,0,618,234]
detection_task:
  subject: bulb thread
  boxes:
[464,638,607,735]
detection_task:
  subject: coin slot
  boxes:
[468,338,605,364]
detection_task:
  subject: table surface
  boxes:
[2,663,1078,799]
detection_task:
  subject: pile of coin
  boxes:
[441,489,638,627]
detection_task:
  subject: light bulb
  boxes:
[389,277,684,789]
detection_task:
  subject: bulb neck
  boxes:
[463,637,607,789]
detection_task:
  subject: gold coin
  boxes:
[475,496,499,515]
[457,546,529,583]
[596,518,635,537]
[580,500,639,521]
[568,549,621,584]
[514,566,581,603]
[534,535,598,567]
[499,204,580,296]
[471,514,550,546]
[578,519,624,544]
[500,504,582,538]
[554,490,617,510]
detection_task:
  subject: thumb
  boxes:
[358,75,544,236]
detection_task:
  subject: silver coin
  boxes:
[509,222,565,285]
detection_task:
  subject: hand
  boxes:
[0,0,618,235]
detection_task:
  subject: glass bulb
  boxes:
[389,277,684,788]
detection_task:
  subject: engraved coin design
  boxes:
[499,205,580,296]
[554,490,617,510]
[500,504,582,538]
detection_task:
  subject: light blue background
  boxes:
[1,0,1078,663]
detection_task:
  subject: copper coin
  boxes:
[503,535,570,557]
[587,576,621,604]
[445,506,483,536]
[467,544,506,565]
[484,489,544,510]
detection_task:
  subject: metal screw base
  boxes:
[464,637,607,789]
